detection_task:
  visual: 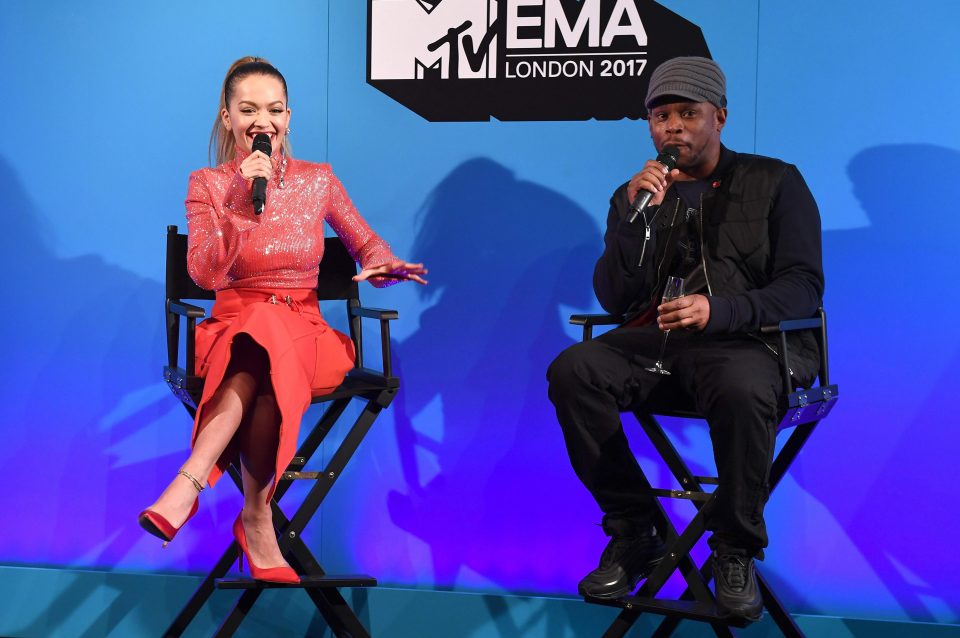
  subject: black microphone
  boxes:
[627,145,680,223]
[251,133,272,215]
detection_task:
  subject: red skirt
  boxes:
[192,287,355,497]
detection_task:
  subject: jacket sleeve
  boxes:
[324,167,399,288]
[185,169,260,291]
[593,184,659,314]
[704,165,824,333]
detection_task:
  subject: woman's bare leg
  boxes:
[145,335,265,527]
[237,389,292,569]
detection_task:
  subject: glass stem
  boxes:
[656,330,671,365]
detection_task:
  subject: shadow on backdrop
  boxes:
[761,144,960,622]
[0,156,244,635]
[386,158,602,594]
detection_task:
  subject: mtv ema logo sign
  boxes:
[367,0,710,121]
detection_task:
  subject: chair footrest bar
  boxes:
[215,575,377,590]
[641,488,713,501]
[586,595,752,628]
[779,384,839,430]
[693,476,719,485]
[281,471,324,480]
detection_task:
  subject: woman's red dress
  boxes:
[185,149,396,496]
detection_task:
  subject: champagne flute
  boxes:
[645,276,685,375]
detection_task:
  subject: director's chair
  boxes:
[161,225,400,638]
[569,309,838,638]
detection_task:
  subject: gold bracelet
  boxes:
[178,468,205,493]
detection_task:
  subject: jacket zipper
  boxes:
[698,192,714,297]
[653,199,681,296]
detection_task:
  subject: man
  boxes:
[547,56,823,620]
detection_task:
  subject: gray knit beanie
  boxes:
[644,56,727,114]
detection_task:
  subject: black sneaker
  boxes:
[713,551,763,621]
[578,516,666,599]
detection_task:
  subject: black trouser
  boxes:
[547,325,784,555]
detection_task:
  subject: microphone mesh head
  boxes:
[252,133,272,157]
[658,145,680,170]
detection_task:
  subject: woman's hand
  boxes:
[239,150,273,184]
[353,259,429,285]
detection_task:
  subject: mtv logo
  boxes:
[370,0,498,80]
[415,59,442,79]
[368,0,711,122]
[414,0,444,13]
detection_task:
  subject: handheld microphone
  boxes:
[251,133,272,215]
[627,145,680,223]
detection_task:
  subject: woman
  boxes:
[138,57,427,583]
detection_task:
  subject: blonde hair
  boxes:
[209,56,293,166]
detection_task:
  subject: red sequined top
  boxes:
[185,149,396,291]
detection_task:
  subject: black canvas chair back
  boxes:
[569,309,838,638]
[161,225,398,638]
[165,224,360,301]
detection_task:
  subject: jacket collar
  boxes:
[709,145,736,182]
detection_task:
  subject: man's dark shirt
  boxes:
[643,148,735,299]
[671,153,730,296]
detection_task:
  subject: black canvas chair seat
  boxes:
[160,225,400,638]
[568,309,838,638]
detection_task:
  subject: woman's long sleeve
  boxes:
[324,169,398,288]
[185,169,259,291]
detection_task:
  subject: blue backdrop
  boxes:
[1,0,957,626]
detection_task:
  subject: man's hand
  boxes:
[627,161,681,208]
[658,294,710,331]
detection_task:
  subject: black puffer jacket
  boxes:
[594,146,824,383]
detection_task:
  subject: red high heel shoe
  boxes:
[233,512,300,584]
[138,499,199,547]
[138,469,204,547]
